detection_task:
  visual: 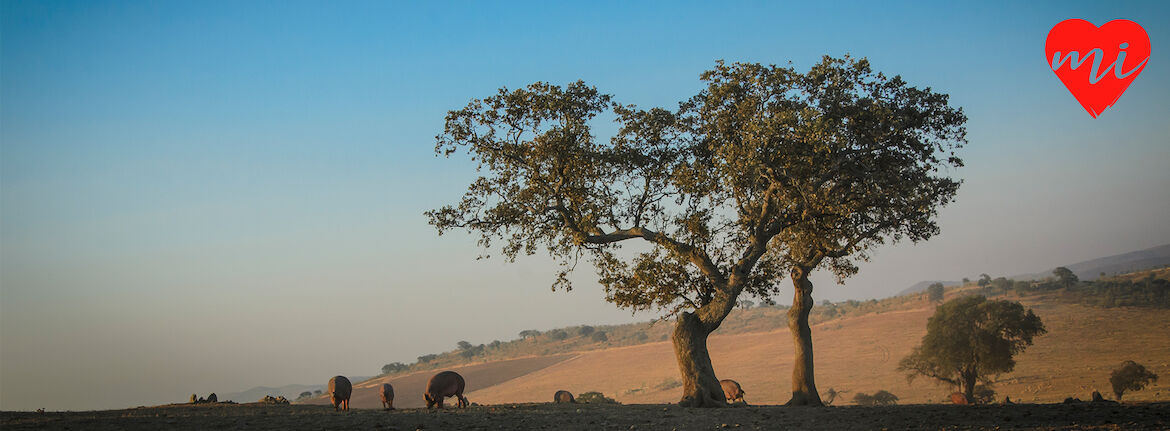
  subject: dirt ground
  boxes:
[4,402,1167,430]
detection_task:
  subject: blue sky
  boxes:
[2,0,1168,410]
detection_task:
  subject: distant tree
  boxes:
[1099,272,1106,279]
[591,331,608,343]
[578,326,595,337]
[1053,267,1078,288]
[899,296,1046,402]
[519,330,541,340]
[737,300,755,309]
[853,390,898,406]
[297,391,313,400]
[457,340,474,350]
[382,362,408,375]
[977,274,991,288]
[489,340,503,349]
[417,353,439,363]
[1110,360,1158,400]
[634,331,649,342]
[927,283,945,303]
[550,330,569,340]
[962,277,970,285]
[314,390,322,396]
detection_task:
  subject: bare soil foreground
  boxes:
[4,402,1168,430]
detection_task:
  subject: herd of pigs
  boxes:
[324,371,747,411]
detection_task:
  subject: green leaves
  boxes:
[899,296,1047,390]
[429,56,967,319]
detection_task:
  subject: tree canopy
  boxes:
[899,295,1046,401]
[1110,360,1158,400]
[927,282,945,303]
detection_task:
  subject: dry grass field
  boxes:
[466,296,1169,406]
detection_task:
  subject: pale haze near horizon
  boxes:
[2,1,1168,411]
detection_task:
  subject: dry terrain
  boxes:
[4,402,1168,430]
[343,296,1168,407]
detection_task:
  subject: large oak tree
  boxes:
[428,56,966,407]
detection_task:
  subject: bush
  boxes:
[853,390,898,406]
[382,362,408,375]
[591,331,608,342]
[1110,360,1159,400]
[550,330,569,340]
[973,385,996,404]
[577,391,619,404]
[578,326,595,337]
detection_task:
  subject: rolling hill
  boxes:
[898,243,1170,295]
[303,271,1169,408]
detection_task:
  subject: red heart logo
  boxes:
[1045,19,1150,118]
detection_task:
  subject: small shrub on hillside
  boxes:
[853,390,898,406]
[577,391,619,404]
[382,362,409,375]
[578,326,595,337]
[591,331,608,342]
[550,330,569,340]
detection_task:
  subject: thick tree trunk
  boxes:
[672,311,727,408]
[786,269,824,406]
[962,370,977,403]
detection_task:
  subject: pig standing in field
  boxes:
[424,371,469,409]
[328,376,352,412]
[380,383,395,410]
[720,379,745,403]
[554,390,575,403]
[950,392,970,405]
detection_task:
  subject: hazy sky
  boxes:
[2,1,1168,411]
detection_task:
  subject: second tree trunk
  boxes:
[787,269,824,406]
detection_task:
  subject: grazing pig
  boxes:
[720,379,745,403]
[328,376,352,412]
[949,392,970,405]
[554,390,575,403]
[380,383,395,410]
[424,371,468,409]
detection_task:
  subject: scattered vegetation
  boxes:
[576,392,619,404]
[853,390,898,406]
[381,362,408,375]
[821,388,848,406]
[258,395,290,405]
[1110,360,1159,400]
[654,378,683,391]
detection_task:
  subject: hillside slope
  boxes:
[466,297,1169,405]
